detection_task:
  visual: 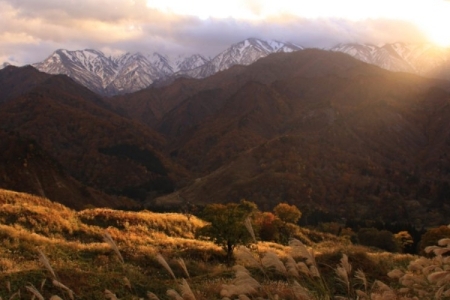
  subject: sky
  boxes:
[1,0,450,65]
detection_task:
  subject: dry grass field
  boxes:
[1,188,449,299]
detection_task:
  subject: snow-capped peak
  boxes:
[33,38,304,95]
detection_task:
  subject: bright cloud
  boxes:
[0,0,447,65]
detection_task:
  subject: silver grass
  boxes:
[427,271,450,283]
[373,280,393,293]
[336,254,351,294]
[180,278,196,300]
[289,239,314,263]
[52,279,75,300]
[285,255,300,278]
[289,239,320,278]
[103,231,124,264]
[408,257,431,271]
[435,285,446,299]
[25,284,44,300]
[355,269,367,292]
[438,238,450,247]
[387,269,404,279]
[336,266,350,293]
[40,279,46,291]
[297,262,311,276]
[38,249,57,279]
[166,289,183,300]
[156,253,176,280]
[292,280,312,300]
[124,276,132,291]
[425,245,438,254]
[177,258,190,278]
[147,291,161,300]
[261,252,287,276]
[309,265,320,278]
[244,217,256,244]
[340,254,352,274]
[355,289,368,299]
[105,289,119,300]
[434,248,450,256]
[220,265,260,298]
[235,246,263,271]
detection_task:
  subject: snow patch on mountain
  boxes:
[331,43,450,80]
[33,38,303,95]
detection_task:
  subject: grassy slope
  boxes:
[0,189,414,299]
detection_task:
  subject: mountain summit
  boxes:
[33,38,303,95]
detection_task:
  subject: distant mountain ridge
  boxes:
[331,42,450,81]
[33,38,303,95]
[31,39,450,96]
[32,49,210,95]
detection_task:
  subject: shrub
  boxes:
[357,228,400,252]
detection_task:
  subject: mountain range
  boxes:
[28,38,450,96]
[32,38,302,95]
[331,42,450,81]
[2,45,450,227]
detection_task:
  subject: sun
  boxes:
[416,16,450,47]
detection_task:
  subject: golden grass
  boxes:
[0,188,429,299]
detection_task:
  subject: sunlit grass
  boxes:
[0,188,439,299]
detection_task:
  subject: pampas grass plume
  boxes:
[38,249,57,279]
[285,255,300,278]
[235,246,263,272]
[292,280,312,300]
[244,217,256,244]
[104,289,119,300]
[52,279,74,300]
[25,284,44,300]
[177,258,190,278]
[166,289,183,300]
[124,276,132,291]
[156,253,176,280]
[147,291,161,300]
[261,251,287,276]
[103,231,124,264]
[180,278,196,300]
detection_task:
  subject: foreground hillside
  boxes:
[6,189,450,299]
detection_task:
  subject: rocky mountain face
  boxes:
[32,38,302,95]
[331,42,450,81]
[176,38,303,79]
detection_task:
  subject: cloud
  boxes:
[0,0,430,65]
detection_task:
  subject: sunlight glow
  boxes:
[145,0,450,47]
